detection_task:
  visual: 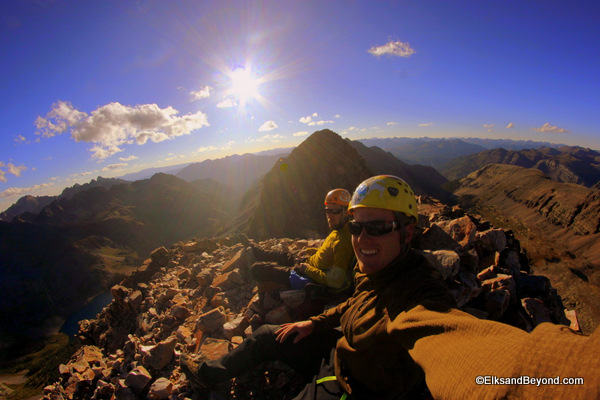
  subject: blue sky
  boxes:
[1,0,599,211]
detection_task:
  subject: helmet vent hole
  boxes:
[387,187,399,197]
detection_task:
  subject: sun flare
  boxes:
[228,67,261,104]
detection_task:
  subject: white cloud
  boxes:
[191,86,212,100]
[419,122,434,127]
[308,120,334,126]
[368,40,415,57]
[7,163,27,177]
[300,113,333,126]
[196,146,218,153]
[14,134,27,143]
[334,114,341,118]
[256,134,284,142]
[387,121,397,126]
[483,124,494,128]
[506,122,514,129]
[0,182,54,198]
[293,131,309,137]
[35,101,87,138]
[217,98,237,108]
[259,121,278,132]
[119,155,139,161]
[35,101,209,160]
[101,163,127,172]
[164,154,186,161]
[70,171,92,178]
[340,126,358,135]
[530,122,570,134]
[221,141,235,150]
[0,171,5,183]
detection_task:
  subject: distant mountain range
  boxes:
[0,177,129,222]
[440,146,600,186]
[357,137,566,167]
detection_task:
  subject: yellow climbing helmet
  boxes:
[348,175,418,222]
[324,188,352,207]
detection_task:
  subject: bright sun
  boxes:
[228,67,261,103]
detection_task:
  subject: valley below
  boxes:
[458,194,600,334]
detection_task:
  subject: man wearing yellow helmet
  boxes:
[274,175,600,399]
[248,188,355,294]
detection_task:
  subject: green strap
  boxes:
[316,375,337,384]
[316,376,348,400]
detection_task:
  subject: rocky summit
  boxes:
[41,197,579,400]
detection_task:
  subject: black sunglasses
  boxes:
[348,220,399,236]
[325,208,343,215]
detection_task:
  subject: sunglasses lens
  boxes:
[348,221,363,235]
[325,208,342,215]
[349,221,397,236]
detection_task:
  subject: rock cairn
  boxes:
[42,198,579,400]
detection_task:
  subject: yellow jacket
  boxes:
[304,223,354,291]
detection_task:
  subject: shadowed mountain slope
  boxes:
[239,130,372,239]
[0,174,237,345]
[235,130,451,239]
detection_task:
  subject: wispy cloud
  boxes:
[368,40,415,57]
[299,113,333,126]
[195,146,218,153]
[7,163,27,177]
[299,113,318,124]
[483,124,494,128]
[101,163,127,172]
[0,182,54,198]
[119,155,139,161]
[340,126,358,135]
[164,154,186,161]
[506,122,514,129]
[191,86,212,100]
[0,162,28,182]
[254,134,284,143]
[35,101,209,160]
[14,134,28,144]
[70,171,93,178]
[387,122,397,126]
[293,131,309,137]
[259,121,278,132]
[216,98,237,108]
[530,122,570,134]
[419,122,433,127]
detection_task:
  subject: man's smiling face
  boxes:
[351,207,412,275]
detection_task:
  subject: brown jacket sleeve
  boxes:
[388,305,600,399]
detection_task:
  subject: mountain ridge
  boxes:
[441,146,600,185]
